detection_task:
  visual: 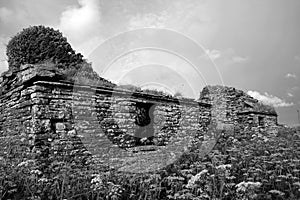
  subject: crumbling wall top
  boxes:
[200,85,277,116]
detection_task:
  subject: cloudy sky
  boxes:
[0,0,299,125]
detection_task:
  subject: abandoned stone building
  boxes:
[200,85,278,133]
[0,63,279,172]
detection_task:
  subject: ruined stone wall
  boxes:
[1,64,279,173]
[237,113,278,134]
[200,86,246,128]
[200,85,278,133]
[0,68,36,159]
[33,81,211,172]
[0,64,211,173]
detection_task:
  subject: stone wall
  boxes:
[237,112,278,134]
[0,64,212,173]
[0,64,280,173]
[200,85,278,133]
[0,67,37,161]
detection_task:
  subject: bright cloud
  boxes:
[285,73,297,79]
[205,49,221,60]
[247,90,294,107]
[0,36,9,73]
[58,0,102,56]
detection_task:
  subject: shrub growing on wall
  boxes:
[6,25,83,71]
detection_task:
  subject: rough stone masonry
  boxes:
[0,63,278,173]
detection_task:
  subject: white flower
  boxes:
[216,164,232,170]
[91,174,103,191]
[18,161,29,167]
[269,190,285,196]
[17,159,35,167]
[293,182,300,187]
[38,178,49,183]
[30,169,42,175]
[186,169,208,188]
[236,181,261,193]
[91,175,102,184]
[140,137,148,143]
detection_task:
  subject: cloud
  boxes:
[287,92,294,97]
[58,0,102,56]
[247,90,294,107]
[205,48,249,64]
[0,36,9,74]
[295,55,300,61]
[285,73,297,79]
[0,60,8,74]
[0,0,103,70]
[205,49,221,60]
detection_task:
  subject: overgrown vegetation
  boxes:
[6,25,83,72]
[1,126,299,199]
[117,84,185,99]
[5,25,115,87]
